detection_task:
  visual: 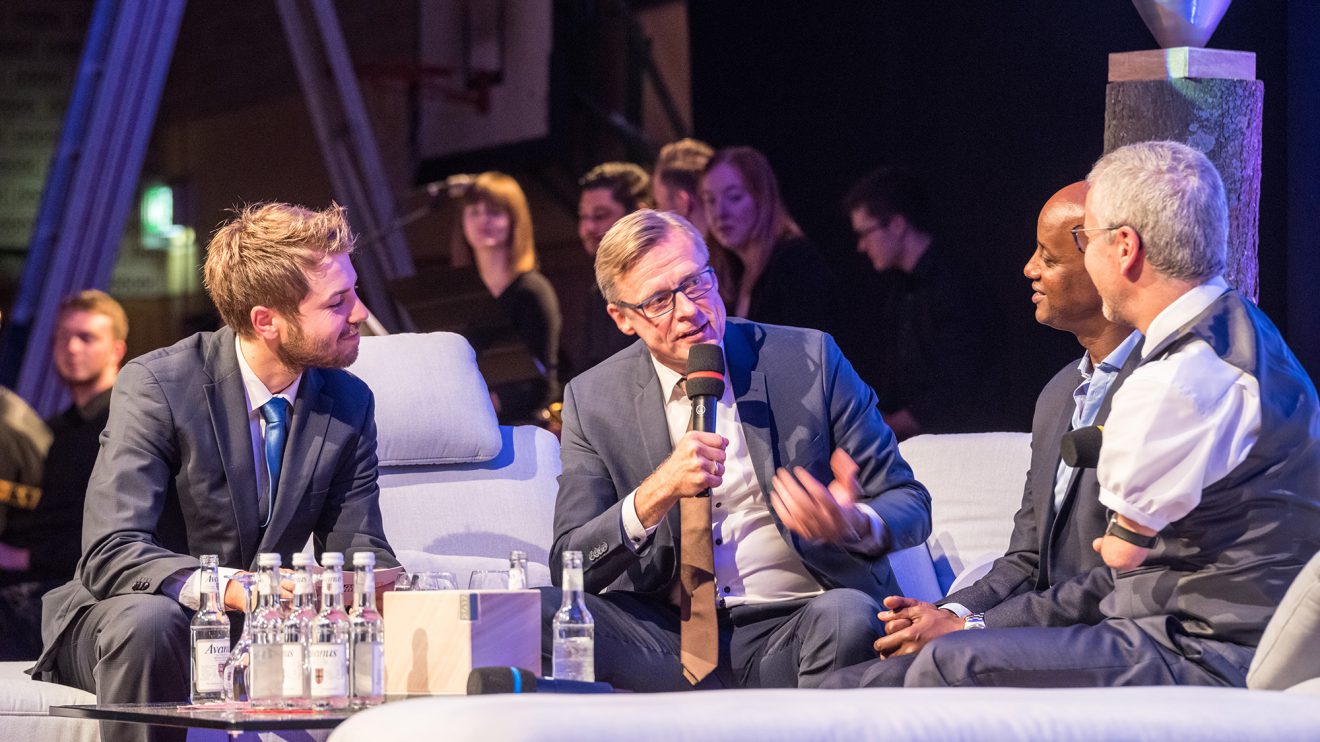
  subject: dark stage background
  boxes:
[688,2,1297,432]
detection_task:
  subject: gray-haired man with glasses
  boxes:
[540,208,932,691]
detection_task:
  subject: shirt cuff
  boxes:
[165,567,240,610]
[1098,488,1170,532]
[843,503,889,556]
[620,489,660,554]
[939,602,973,619]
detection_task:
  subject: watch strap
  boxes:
[1106,515,1158,549]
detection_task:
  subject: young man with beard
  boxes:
[33,203,398,742]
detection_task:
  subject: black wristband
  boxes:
[1106,514,1158,549]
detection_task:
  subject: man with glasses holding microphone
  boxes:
[541,209,931,690]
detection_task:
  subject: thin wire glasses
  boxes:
[613,267,717,319]
[1071,225,1120,253]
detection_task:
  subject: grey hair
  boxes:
[1086,140,1228,282]
[595,209,709,302]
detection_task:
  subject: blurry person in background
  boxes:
[0,306,53,660]
[566,162,652,379]
[653,138,714,237]
[841,167,981,439]
[452,172,561,423]
[701,146,836,335]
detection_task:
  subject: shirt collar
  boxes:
[649,344,726,404]
[1141,275,1231,358]
[234,334,303,415]
[1077,329,1144,379]
[76,387,114,421]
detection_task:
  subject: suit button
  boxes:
[715,502,722,509]
[723,586,730,594]
[715,538,723,546]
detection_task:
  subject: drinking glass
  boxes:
[468,570,510,590]
[223,572,255,703]
[411,572,457,591]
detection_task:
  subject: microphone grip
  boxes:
[690,394,717,435]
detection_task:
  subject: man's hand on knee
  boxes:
[873,595,964,658]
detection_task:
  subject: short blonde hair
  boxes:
[58,289,128,341]
[203,202,356,336]
[595,209,707,303]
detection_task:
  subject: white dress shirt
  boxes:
[1097,276,1261,532]
[620,351,887,607]
[162,336,303,609]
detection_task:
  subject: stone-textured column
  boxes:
[1104,48,1262,301]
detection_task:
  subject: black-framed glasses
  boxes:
[1071,225,1120,253]
[613,267,717,319]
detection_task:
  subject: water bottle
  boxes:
[281,552,316,707]
[189,554,231,704]
[349,551,385,707]
[309,553,350,709]
[248,553,285,707]
[508,549,528,590]
[551,550,594,681]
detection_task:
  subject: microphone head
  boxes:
[685,343,725,399]
[467,666,539,695]
[1060,425,1104,468]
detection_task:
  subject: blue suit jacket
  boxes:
[36,326,396,671]
[551,318,931,602]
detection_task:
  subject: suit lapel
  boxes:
[203,327,260,567]
[259,368,332,553]
[631,348,679,541]
[724,321,775,493]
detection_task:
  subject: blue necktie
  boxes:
[259,397,290,529]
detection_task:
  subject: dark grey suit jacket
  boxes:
[940,350,1136,627]
[551,318,932,602]
[35,327,396,671]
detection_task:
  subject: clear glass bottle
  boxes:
[349,552,384,707]
[190,554,231,704]
[248,553,285,707]
[281,552,316,707]
[508,549,528,590]
[551,550,594,681]
[308,552,350,709]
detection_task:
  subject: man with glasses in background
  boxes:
[541,209,931,690]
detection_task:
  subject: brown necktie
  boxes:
[678,381,718,684]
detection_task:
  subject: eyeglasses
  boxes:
[613,267,717,319]
[1071,225,1120,253]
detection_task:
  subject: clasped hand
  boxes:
[872,596,964,658]
[769,449,871,544]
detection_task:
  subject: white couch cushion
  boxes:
[898,432,1031,593]
[349,333,501,465]
[0,661,97,742]
[378,425,560,565]
[1247,550,1320,691]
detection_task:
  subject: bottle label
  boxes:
[309,643,348,697]
[193,639,229,693]
[293,571,310,596]
[258,570,275,597]
[282,643,306,696]
[509,566,526,590]
[250,644,284,699]
[201,569,219,594]
[323,571,342,597]
[352,642,384,696]
[562,569,584,592]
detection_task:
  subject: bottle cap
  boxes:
[257,552,282,568]
[292,552,313,567]
[351,551,376,567]
[321,552,344,567]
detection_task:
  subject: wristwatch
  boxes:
[963,613,987,630]
[1106,513,1158,549]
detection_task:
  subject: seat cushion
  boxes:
[1247,550,1320,691]
[349,333,502,465]
[0,662,98,742]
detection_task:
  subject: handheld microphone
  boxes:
[423,173,478,199]
[1060,425,1104,468]
[685,343,725,435]
[466,666,617,695]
